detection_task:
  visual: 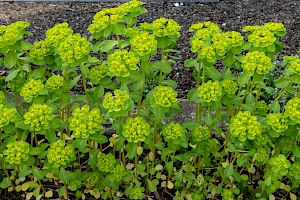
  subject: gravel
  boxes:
[0,0,299,97]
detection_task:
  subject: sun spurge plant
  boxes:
[0,1,300,199]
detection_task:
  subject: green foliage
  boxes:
[0,1,299,199]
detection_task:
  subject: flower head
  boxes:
[198,80,222,103]
[162,122,186,141]
[130,32,157,57]
[3,141,30,165]
[0,104,17,128]
[269,154,290,176]
[122,117,150,143]
[107,49,140,77]
[284,98,300,123]
[221,79,238,96]
[266,113,289,133]
[103,89,130,112]
[89,64,108,84]
[153,86,178,107]
[230,111,261,141]
[192,124,210,143]
[69,105,103,139]
[45,75,64,91]
[47,140,75,168]
[97,152,116,173]
[20,79,45,102]
[45,22,73,47]
[241,51,273,75]
[24,104,54,131]
[29,40,52,61]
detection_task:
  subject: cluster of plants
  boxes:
[1,0,300,199]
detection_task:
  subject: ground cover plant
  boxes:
[0,0,300,199]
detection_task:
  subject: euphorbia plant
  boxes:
[0,0,300,199]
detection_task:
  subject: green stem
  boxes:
[116,34,122,49]
[137,62,146,116]
[236,79,252,113]
[80,64,91,107]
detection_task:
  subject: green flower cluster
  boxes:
[0,21,29,49]
[103,89,130,113]
[57,33,90,64]
[130,32,157,57]
[282,56,300,75]
[88,0,143,37]
[69,105,103,139]
[6,76,23,92]
[197,80,222,103]
[89,64,108,84]
[277,137,294,154]
[127,187,145,200]
[230,111,261,141]
[29,40,52,61]
[0,104,17,128]
[190,21,221,34]
[254,147,269,165]
[221,79,238,96]
[97,152,116,173]
[254,133,269,146]
[124,27,140,38]
[111,164,126,182]
[45,22,73,47]
[241,51,273,75]
[289,162,300,180]
[224,31,244,47]
[198,46,217,62]
[247,29,276,48]
[242,23,285,49]
[255,100,270,115]
[162,122,186,141]
[150,18,181,38]
[45,75,64,91]
[221,189,234,200]
[153,86,178,107]
[122,117,150,143]
[3,141,30,165]
[192,124,210,143]
[284,98,300,123]
[24,104,54,131]
[266,113,289,133]
[47,141,75,168]
[269,154,290,176]
[107,49,140,77]
[206,138,220,152]
[20,79,45,102]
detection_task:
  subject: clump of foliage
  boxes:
[0,0,300,199]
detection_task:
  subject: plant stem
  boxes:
[137,61,146,116]
[80,64,91,107]
[116,34,122,49]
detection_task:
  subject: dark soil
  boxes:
[0,0,299,98]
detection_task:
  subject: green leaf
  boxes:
[5,69,20,82]
[29,147,43,156]
[161,79,177,88]
[70,75,81,89]
[21,41,32,50]
[275,77,291,88]
[184,59,198,68]
[90,133,108,144]
[33,168,46,180]
[125,142,137,160]
[223,53,234,67]
[72,138,87,151]
[4,50,17,68]
[246,93,255,104]
[238,74,250,86]
[59,168,69,182]
[129,71,143,82]
[111,23,126,35]
[0,177,11,189]
[141,60,153,79]
[45,131,58,143]
[294,145,300,158]
[271,100,280,113]
[224,163,234,177]
[99,40,118,52]
[31,67,46,79]
[157,37,170,49]
[19,164,32,177]
[206,66,221,80]
[152,106,165,123]
[148,179,159,192]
